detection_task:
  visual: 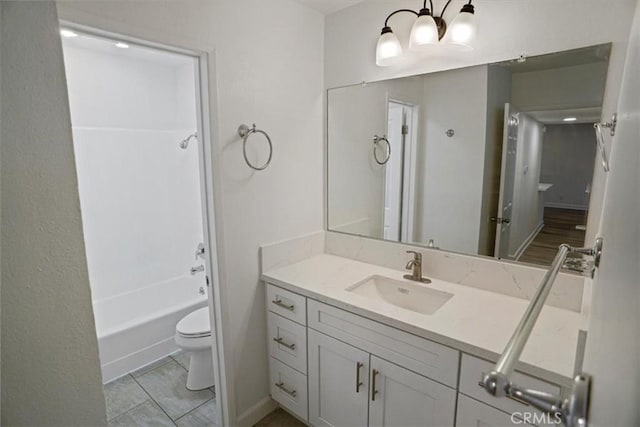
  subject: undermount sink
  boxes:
[347,275,453,315]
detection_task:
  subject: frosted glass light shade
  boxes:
[409,14,439,50]
[376,28,402,66]
[445,8,476,50]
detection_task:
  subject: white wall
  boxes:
[415,66,488,253]
[540,124,597,210]
[583,0,640,423]
[63,43,204,305]
[56,1,324,424]
[508,114,544,257]
[511,62,608,111]
[0,2,106,424]
[328,76,423,238]
[325,0,636,251]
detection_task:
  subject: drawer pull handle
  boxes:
[371,369,379,401]
[273,337,296,350]
[356,362,364,393]
[477,381,530,407]
[275,381,297,397]
[272,298,295,311]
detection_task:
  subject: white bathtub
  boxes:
[93,275,208,383]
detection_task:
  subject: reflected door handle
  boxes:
[491,217,511,224]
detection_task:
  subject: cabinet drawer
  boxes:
[459,354,560,426]
[308,300,459,387]
[267,284,306,325]
[456,394,531,427]
[269,357,308,422]
[268,312,307,374]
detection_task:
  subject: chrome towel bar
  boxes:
[483,238,603,427]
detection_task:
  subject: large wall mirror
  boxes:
[327,44,611,267]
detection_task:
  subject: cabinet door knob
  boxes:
[371,369,379,401]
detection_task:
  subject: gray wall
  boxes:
[1,2,106,425]
[540,124,596,210]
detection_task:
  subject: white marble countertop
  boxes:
[262,254,588,388]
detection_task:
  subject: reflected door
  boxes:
[495,104,520,259]
[383,101,415,242]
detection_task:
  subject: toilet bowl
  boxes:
[175,307,214,391]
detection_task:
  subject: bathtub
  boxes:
[93,275,208,383]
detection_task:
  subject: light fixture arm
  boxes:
[383,8,419,28]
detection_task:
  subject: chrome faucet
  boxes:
[403,251,431,283]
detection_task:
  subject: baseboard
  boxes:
[514,222,544,260]
[543,202,588,211]
[237,396,277,427]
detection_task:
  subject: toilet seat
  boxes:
[176,307,211,338]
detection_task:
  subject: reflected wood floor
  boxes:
[255,408,305,427]
[518,207,587,266]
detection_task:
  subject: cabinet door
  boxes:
[308,329,369,427]
[368,356,456,427]
[456,394,531,427]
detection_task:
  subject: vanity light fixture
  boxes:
[376,0,477,66]
[563,117,577,122]
[115,42,130,49]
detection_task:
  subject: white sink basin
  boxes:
[347,275,453,315]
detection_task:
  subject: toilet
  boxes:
[175,307,215,391]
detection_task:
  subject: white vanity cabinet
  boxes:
[307,329,456,427]
[368,355,456,427]
[265,282,565,427]
[307,329,370,427]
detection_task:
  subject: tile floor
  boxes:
[105,352,217,426]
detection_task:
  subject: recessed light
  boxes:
[115,42,130,49]
[563,117,577,122]
[60,29,78,38]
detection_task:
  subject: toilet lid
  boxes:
[177,307,211,337]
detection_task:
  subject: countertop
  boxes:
[262,254,588,388]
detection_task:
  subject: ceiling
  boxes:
[295,0,365,15]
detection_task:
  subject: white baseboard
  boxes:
[544,202,588,211]
[514,222,545,260]
[237,396,277,427]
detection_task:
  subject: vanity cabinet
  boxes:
[266,283,563,427]
[307,330,455,427]
[307,329,370,427]
[368,355,456,427]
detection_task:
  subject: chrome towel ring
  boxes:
[373,134,391,165]
[238,123,273,171]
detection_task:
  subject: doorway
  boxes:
[61,27,224,425]
[383,100,417,242]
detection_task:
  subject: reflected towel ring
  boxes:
[238,123,273,171]
[373,134,391,165]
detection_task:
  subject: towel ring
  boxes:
[373,134,391,165]
[238,123,273,171]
